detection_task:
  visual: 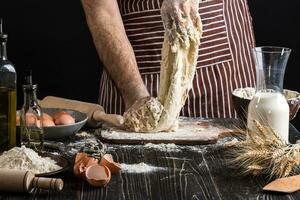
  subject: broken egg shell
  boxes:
[74,153,88,178]
[73,153,99,179]
[73,162,86,179]
[75,152,88,164]
[100,154,121,174]
[84,157,99,169]
[74,156,83,177]
[85,165,111,187]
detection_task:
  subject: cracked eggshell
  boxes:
[85,165,111,187]
[73,153,98,179]
[73,153,88,177]
[100,154,121,174]
[75,152,88,164]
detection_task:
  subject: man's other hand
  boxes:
[161,0,202,51]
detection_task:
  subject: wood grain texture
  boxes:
[1,120,300,200]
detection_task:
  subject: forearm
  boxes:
[81,0,149,109]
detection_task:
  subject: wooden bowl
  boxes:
[232,87,300,122]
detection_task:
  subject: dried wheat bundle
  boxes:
[225,120,300,178]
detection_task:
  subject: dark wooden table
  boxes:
[1,120,300,200]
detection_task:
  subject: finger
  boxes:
[190,0,200,8]
[189,0,202,39]
[180,0,191,18]
[189,0,200,24]
[195,16,203,37]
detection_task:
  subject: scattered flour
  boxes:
[75,131,93,138]
[120,162,166,173]
[0,146,61,174]
[144,143,181,152]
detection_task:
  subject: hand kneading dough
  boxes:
[124,97,163,132]
[124,8,202,132]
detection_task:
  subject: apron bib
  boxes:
[99,0,256,118]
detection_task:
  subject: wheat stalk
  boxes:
[225,120,300,179]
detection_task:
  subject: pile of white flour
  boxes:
[120,162,166,173]
[0,146,61,174]
[144,143,181,152]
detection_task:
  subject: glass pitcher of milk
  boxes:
[247,46,291,143]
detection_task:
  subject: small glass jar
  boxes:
[20,72,44,150]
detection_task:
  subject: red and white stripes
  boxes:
[99,0,256,118]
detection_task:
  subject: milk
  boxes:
[247,91,289,142]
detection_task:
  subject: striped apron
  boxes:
[99,0,256,118]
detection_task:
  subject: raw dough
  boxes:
[124,10,202,132]
[124,97,163,132]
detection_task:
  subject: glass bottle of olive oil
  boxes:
[0,19,17,150]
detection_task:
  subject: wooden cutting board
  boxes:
[100,118,239,145]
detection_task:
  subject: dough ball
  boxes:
[123,96,163,132]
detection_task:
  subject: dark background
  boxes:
[0,0,299,129]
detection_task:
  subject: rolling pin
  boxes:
[0,169,64,193]
[39,96,124,128]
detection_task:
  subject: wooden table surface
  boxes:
[1,119,300,200]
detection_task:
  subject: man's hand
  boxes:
[161,0,202,51]
[81,0,149,111]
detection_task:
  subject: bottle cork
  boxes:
[0,169,64,193]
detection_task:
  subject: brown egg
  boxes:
[54,113,75,125]
[53,111,68,120]
[35,119,42,128]
[16,112,44,127]
[85,165,111,187]
[42,118,55,127]
[100,154,121,174]
[16,114,20,126]
[42,113,53,121]
[26,113,37,126]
